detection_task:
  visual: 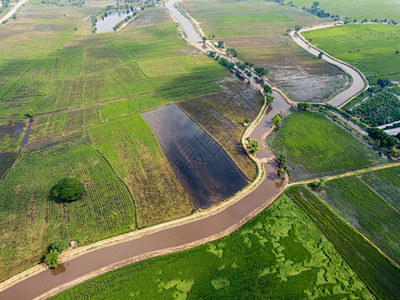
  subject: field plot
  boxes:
[348,91,400,126]
[143,104,248,209]
[179,77,262,180]
[286,186,400,300]
[314,176,400,264]
[53,194,372,299]
[290,0,400,22]
[181,0,348,102]
[361,166,400,212]
[0,137,135,281]
[88,114,192,228]
[266,111,386,180]
[303,24,400,81]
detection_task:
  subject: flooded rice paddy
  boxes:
[142,104,248,209]
[95,11,133,33]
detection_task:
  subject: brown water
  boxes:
[290,30,365,107]
[250,91,291,159]
[0,163,282,300]
[142,104,248,209]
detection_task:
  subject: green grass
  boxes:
[303,24,400,81]
[286,186,400,300]
[290,0,400,22]
[0,135,135,281]
[52,194,372,299]
[314,176,400,265]
[88,114,192,228]
[266,111,386,180]
[361,166,400,213]
[181,0,348,102]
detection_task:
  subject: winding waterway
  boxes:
[290,29,366,107]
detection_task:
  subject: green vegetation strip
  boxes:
[314,176,400,264]
[52,194,371,299]
[266,111,386,181]
[286,186,400,300]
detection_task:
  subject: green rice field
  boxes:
[303,24,400,81]
[52,194,372,299]
[314,176,400,265]
[286,186,400,300]
[266,111,386,180]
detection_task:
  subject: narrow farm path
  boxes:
[0,0,29,23]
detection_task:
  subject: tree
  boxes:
[44,249,60,268]
[226,48,237,57]
[263,84,272,96]
[245,137,259,154]
[294,24,302,31]
[391,147,400,158]
[272,114,282,127]
[254,67,268,77]
[208,51,216,58]
[49,239,68,252]
[377,78,390,88]
[216,41,225,48]
[266,95,274,106]
[52,178,84,202]
[202,36,206,43]
[318,52,323,59]
[297,102,310,110]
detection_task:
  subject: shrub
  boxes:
[44,249,60,268]
[49,239,68,252]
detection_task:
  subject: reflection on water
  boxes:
[143,104,248,209]
[50,263,67,276]
[95,11,133,33]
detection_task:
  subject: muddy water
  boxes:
[250,91,291,159]
[95,11,133,33]
[290,30,365,107]
[0,163,282,300]
[142,104,248,209]
[165,0,201,44]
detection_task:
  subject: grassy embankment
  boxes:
[266,111,386,180]
[52,194,372,299]
[181,0,348,102]
[286,186,400,300]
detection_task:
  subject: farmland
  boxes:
[0,135,135,281]
[302,24,400,82]
[286,186,400,300]
[266,111,386,180]
[52,194,372,299]
[180,0,348,102]
[361,166,400,212]
[314,176,400,264]
[290,0,400,22]
[348,91,400,126]
[88,114,192,228]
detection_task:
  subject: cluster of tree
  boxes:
[245,137,259,154]
[276,154,290,178]
[113,12,137,31]
[44,240,69,268]
[226,48,238,57]
[254,67,268,77]
[350,91,400,126]
[297,102,310,111]
[1,0,10,8]
[302,1,332,19]
[377,78,391,88]
[218,57,235,69]
[367,127,399,148]
[360,18,398,25]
